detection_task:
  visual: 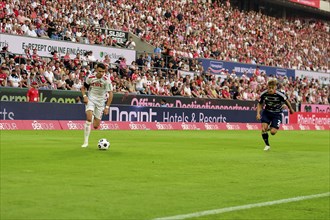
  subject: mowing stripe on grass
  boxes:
[153,192,330,220]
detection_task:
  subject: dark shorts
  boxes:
[261,110,282,129]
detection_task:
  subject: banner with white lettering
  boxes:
[0,101,260,123]
[0,34,136,64]
[199,58,295,78]
[289,112,330,125]
[97,28,129,45]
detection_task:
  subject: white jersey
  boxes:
[85,73,113,106]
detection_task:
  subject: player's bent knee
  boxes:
[270,130,277,135]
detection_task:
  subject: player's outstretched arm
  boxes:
[103,91,113,115]
[256,103,263,120]
[285,100,295,114]
[81,85,88,104]
[107,91,113,106]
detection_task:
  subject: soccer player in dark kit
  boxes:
[256,80,295,151]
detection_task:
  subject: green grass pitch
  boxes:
[1,130,329,220]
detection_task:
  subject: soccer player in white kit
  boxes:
[81,63,113,147]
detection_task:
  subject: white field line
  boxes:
[153,192,330,220]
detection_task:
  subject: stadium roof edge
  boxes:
[262,0,330,18]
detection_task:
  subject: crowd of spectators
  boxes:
[0,0,329,72]
[0,47,329,106]
[0,0,329,106]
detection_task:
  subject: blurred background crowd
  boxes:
[0,0,329,105]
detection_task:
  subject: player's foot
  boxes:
[81,142,88,148]
[264,145,270,151]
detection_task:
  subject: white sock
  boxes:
[84,121,92,143]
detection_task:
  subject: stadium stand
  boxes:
[0,0,329,71]
[0,0,329,106]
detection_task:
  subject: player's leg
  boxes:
[269,114,281,136]
[93,118,101,129]
[261,122,271,150]
[260,111,271,150]
[82,102,95,147]
[270,127,278,135]
[92,105,104,129]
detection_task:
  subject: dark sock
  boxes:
[262,132,270,146]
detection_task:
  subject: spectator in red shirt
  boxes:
[73,53,81,66]
[26,82,39,102]
[0,67,9,86]
[150,81,158,95]
[31,48,40,62]
[131,70,138,81]
[222,86,231,99]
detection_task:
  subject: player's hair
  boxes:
[96,63,106,70]
[267,79,277,87]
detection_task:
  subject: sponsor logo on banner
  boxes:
[67,121,84,130]
[299,125,311,130]
[226,123,241,130]
[290,112,330,125]
[315,125,325,130]
[276,69,287,77]
[129,122,148,130]
[181,123,199,130]
[204,123,219,130]
[282,125,294,130]
[31,120,55,130]
[156,122,174,130]
[209,61,223,73]
[0,121,18,130]
[97,29,129,45]
[297,113,329,125]
[110,106,157,122]
[246,123,258,130]
[100,122,120,130]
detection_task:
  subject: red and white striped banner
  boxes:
[1,120,329,130]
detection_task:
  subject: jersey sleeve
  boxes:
[105,80,113,92]
[85,76,92,85]
[277,91,288,101]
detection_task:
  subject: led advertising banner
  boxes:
[0,87,259,110]
[301,104,330,113]
[290,0,320,8]
[0,101,259,123]
[199,58,295,78]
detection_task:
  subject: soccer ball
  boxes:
[98,138,110,150]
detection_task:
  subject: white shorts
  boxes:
[85,100,104,120]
